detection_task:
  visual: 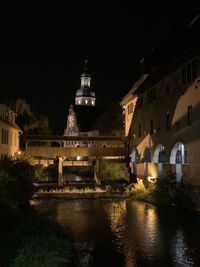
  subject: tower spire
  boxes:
[75,58,96,106]
[84,57,88,72]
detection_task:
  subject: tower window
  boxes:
[85,99,88,104]
[92,100,94,105]
[78,100,81,104]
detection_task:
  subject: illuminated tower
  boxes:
[64,104,78,136]
[63,105,79,147]
[75,59,96,106]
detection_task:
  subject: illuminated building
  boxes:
[75,59,96,107]
[0,104,22,158]
[63,60,98,148]
[121,31,200,209]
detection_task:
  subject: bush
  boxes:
[153,174,180,208]
[125,179,155,204]
[125,175,182,208]
[0,157,35,209]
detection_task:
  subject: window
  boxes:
[184,150,189,164]
[147,87,156,103]
[182,59,198,85]
[85,99,88,104]
[165,86,170,95]
[166,112,170,131]
[187,105,193,126]
[176,150,182,164]
[150,120,154,134]
[192,60,197,80]
[138,124,141,137]
[137,96,143,110]
[175,121,180,131]
[182,67,186,85]
[128,102,133,115]
[1,129,9,144]
[187,62,192,83]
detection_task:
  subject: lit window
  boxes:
[92,100,94,105]
[78,100,81,104]
[85,99,88,104]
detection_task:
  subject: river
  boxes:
[35,197,200,267]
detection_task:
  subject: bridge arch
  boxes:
[130,148,139,180]
[170,142,189,183]
[153,144,166,177]
[141,147,151,178]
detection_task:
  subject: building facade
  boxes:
[122,46,200,209]
[0,104,22,158]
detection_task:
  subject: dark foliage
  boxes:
[0,157,35,209]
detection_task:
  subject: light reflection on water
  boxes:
[36,198,200,267]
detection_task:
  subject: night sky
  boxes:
[0,2,199,133]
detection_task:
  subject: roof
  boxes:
[134,21,200,95]
[76,87,95,97]
[120,74,148,106]
[135,45,200,95]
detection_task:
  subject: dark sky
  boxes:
[0,2,199,133]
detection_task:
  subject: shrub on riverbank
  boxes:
[125,179,156,204]
[125,175,181,208]
[0,157,35,209]
[0,158,77,267]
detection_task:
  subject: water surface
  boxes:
[36,198,200,267]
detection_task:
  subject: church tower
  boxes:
[63,105,78,147]
[64,104,78,135]
[75,59,96,107]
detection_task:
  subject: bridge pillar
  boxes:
[58,157,63,185]
[93,157,101,185]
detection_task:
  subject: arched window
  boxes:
[131,148,139,163]
[176,150,182,164]
[141,148,151,162]
[158,150,166,163]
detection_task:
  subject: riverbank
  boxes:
[0,206,77,267]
